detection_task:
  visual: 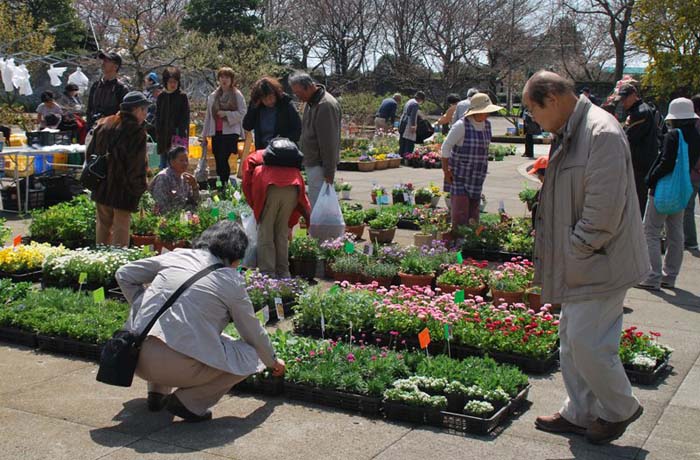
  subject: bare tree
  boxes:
[549,13,614,81]
[381,0,425,72]
[562,0,635,82]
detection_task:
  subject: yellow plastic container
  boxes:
[52,153,68,172]
[189,123,197,137]
[4,155,35,177]
[188,144,202,159]
[228,153,239,174]
[9,134,27,147]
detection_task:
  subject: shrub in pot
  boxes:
[130,212,159,247]
[368,212,399,244]
[289,234,320,280]
[414,187,433,206]
[489,258,534,304]
[331,255,365,284]
[155,216,190,252]
[398,253,435,287]
[343,209,365,240]
[335,180,352,200]
[526,286,542,310]
[362,261,398,287]
[436,263,488,296]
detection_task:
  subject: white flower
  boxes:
[631,353,657,369]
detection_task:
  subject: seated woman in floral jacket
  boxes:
[150,146,200,215]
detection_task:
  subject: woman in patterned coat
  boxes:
[441,93,503,231]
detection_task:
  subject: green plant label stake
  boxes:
[456,252,463,264]
[93,287,105,304]
[213,195,220,203]
[228,211,236,221]
[233,190,242,202]
[78,272,88,295]
[320,308,325,339]
[294,228,307,238]
[454,290,465,304]
[211,207,220,218]
[329,285,340,294]
[343,241,355,254]
[274,297,284,320]
[256,306,270,325]
[216,179,222,188]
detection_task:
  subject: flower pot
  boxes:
[392,192,406,204]
[370,191,377,204]
[362,275,394,288]
[358,161,375,172]
[439,231,454,242]
[333,272,363,284]
[375,159,390,170]
[437,283,486,297]
[491,289,525,305]
[154,239,187,253]
[345,224,365,240]
[131,234,156,247]
[399,272,435,287]
[414,233,435,248]
[389,158,401,168]
[415,194,432,205]
[290,257,317,280]
[323,260,335,279]
[528,292,543,310]
[430,196,440,208]
[369,227,396,244]
[341,190,351,200]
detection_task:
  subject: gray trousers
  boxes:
[559,289,640,427]
[306,165,325,209]
[643,194,684,286]
[683,180,700,248]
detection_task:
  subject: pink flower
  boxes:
[309,350,316,357]
[371,355,377,361]
[347,353,356,362]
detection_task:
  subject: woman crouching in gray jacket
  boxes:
[116,221,286,422]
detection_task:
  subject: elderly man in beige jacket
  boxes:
[523,71,650,445]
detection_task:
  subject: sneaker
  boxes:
[660,281,675,289]
[585,405,644,445]
[635,282,660,291]
[165,394,213,423]
[535,412,587,435]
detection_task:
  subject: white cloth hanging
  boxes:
[1,58,17,92]
[67,67,89,93]
[47,65,67,87]
[12,64,32,96]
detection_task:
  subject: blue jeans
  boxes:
[683,180,700,248]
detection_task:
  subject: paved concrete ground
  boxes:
[1,147,700,459]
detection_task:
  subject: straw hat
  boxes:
[465,93,503,117]
[665,98,699,121]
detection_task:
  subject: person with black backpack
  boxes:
[617,83,661,217]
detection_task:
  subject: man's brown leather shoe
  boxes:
[586,405,643,445]
[535,412,586,435]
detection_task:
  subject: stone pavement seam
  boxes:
[637,348,700,459]
[0,353,93,398]
[91,438,237,460]
[501,430,636,460]
[369,426,415,460]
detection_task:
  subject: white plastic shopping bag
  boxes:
[309,182,345,241]
[47,65,67,86]
[241,212,258,268]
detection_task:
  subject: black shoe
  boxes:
[165,394,212,422]
[147,392,167,412]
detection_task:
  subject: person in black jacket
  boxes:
[86,51,130,129]
[618,83,659,217]
[155,66,190,168]
[637,98,700,291]
[242,76,302,150]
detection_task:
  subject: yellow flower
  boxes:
[0,242,67,273]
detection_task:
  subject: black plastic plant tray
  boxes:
[35,334,102,361]
[625,356,671,385]
[383,401,444,426]
[440,384,531,435]
[0,270,43,283]
[397,219,421,231]
[0,326,37,347]
[460,249,531,263]
[312,387,383,416]
[233,375,284,396]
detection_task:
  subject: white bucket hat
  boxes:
[465,93,503,117]
[665,97,699,121]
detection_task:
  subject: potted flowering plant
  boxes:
[429,183,442,207]
[413,206,438,248]
[319,234,356,278]
[526,285,542,310]
[361,261,398,287]
[436,262,489,296]
[358,153,375,172]
[155,215,190,252]
[387,152,402,168]
[392,183,414,204]
[335,180,353,200]
[289,234,320,280]
[0,242,66,282]
[414,187,433,206]
[330,255,365,284]
[489,258,534,304]
[343,209,365,240]
[374,153,390,170]
[368,212,399,244]
[620,327,673,382]
[370,184,387,204]
[398,253,435,287]
[130,211,159,247]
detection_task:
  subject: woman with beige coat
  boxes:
[116,221,285,422]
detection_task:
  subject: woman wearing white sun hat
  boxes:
[637,97,700,291]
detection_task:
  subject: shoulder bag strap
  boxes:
[136,262,225,344]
